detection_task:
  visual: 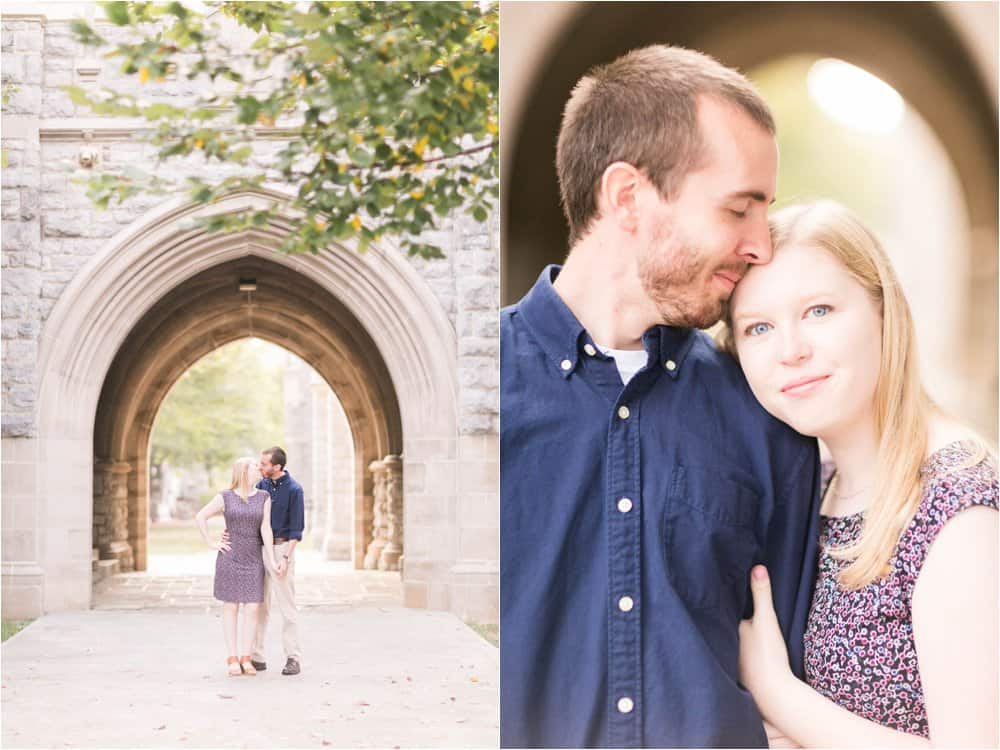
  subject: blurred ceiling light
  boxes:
[807,59,905,134]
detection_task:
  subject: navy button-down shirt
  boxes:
[257,471,305,541]
[500,266,822,748]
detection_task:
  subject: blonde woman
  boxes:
[195,457,278,677]
[723,201,998,747]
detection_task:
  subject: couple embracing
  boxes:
[501,46,998,747]
[196,446,305,678]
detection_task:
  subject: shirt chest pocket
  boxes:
[662,465,761,611]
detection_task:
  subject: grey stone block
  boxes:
[7,386,35,410]
[6,84,41,115]
[3,252,42,269]
[1,191,20,221]
[2,220,39,252]
[1,294,27,318]
[19,190,39,222]
[2,268,41,296]
[13,29,43,53]
[457,276,498,312]
[4,362,35,385]
[1,54,24,83]
[41,281,67,300]
[2,169,40,191]
[16,319,40,338]
[2,318,20,339]
[1,415,35,438]
[42,89,75,118]
[457,311,498,339]
[458,336,499,358]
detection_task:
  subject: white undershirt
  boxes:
[595,344,648,386]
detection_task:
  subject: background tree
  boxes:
[69,1,498,258]
[150,339,285,492]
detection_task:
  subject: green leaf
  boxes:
[104,1,131,26]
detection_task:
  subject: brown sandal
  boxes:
[227,656,241,677]
[239,655,257,676]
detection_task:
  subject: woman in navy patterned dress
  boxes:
[195,456,279,676]
[723,201,997,746]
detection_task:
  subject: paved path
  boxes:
[2,555,499,748]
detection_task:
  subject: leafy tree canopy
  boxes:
[69,1,498,258]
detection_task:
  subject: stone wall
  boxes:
[1,15,499,440]
[1,13,498,623]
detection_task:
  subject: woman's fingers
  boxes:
[750,565,777,623]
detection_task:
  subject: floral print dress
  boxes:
[803,442,998,737]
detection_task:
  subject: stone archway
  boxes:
[31,188,470,614]
[501,1,997,438]
[91,254,401,575]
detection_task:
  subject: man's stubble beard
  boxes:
[638,223,730,330]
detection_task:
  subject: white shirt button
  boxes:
[618,595,634,612]
[618,405,630,420]
[664,359,677,371]
[584,343,597,356]
[617,697,634,714]
[560,359,572,371]
[618,497,633,513]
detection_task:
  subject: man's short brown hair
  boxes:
[556,45,775,246]
[263,446,287,470]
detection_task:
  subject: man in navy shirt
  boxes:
[250,445,305,675]
[501,46,822,747]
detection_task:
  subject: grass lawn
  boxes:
[148,519,321,555]
[467,622,499,647]
[2,620,32,642]
[149,518,225,554]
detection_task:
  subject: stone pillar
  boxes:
[322,392,353,560]
[363,457,388,569]
[309,376,331,542]
[378,454,403,571]
[94,460,133,571]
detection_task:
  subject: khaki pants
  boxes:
[252,541,301,662]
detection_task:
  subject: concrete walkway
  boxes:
[2,555,499,748]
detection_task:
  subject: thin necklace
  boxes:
[831,473,870,501]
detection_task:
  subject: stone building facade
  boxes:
[1,11,499,623]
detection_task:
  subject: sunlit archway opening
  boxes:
[807,58,905,135]
[147,338,356,574]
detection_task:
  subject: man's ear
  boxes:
[597,161,642,233]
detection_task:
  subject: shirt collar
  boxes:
[518,264,697,380]
[269,471,291,487]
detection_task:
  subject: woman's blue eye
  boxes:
[744,322,772,337]
[807,305,831,318]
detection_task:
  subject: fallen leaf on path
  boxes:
[456,719,467,724]
[470,677,479,682]
[356,701,370,707]
[218,694,234,699]
[322,741,331,746]
[449,697,456,702]
[154,725,166,731]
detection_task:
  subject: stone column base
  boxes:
[2,562,45,620]
[101,541,134,573]
[448,560,499,625]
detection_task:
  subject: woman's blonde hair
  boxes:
[723,200,982,589]
[230,456,259,501]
